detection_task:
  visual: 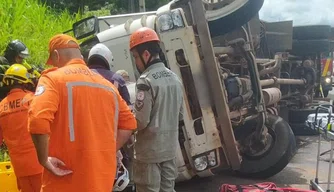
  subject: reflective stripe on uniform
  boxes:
[66,81,119,142]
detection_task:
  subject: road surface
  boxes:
[174,136,333,192]
[174,90,334,192]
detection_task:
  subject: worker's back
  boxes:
[90,66,131,105]
[29,59,127,191]
[135,62,184,163]
[0,89,43,177]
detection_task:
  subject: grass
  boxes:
[0,0,113,162]
[0,0,112,68]
[0,0,81,66]
[0,145,10,162]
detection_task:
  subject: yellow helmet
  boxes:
[3,64,34,86]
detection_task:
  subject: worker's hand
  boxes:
[45,157,73,177]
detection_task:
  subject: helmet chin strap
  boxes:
[136,49,162,74]
[137,51,153,74]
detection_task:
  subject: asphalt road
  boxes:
[175,136,333,192]
[174,90,334,192]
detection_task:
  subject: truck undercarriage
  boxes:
[71,0,332,182]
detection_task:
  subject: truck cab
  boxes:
[72,0,303,181]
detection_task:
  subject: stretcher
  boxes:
[0,161,19,192]
[305,104,334,192]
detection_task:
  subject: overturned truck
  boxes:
[70,0,327,181]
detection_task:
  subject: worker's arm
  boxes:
[116,130,133,151]
[115,87,137,151]
[28,75,57,162]
[134,80,153,131]
[28,73,72,176]
[31,134,49,166]
[118,85,132,106]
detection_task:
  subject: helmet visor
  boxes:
[19,48,29,59]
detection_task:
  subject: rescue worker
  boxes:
[87,43,134,186]
[27,34,137,192]
[87,43,131,105]
[0,64,43,192]
[0,40,40,99]
[116,69,131,84]
[1,40,29,65]
[0,65,11,100]
[129,27,184,192]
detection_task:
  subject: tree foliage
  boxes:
[41,0,171,15]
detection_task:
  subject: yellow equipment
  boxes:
[2,64,35,86]
[0,162,18,192]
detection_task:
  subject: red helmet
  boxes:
[129,27,160,50]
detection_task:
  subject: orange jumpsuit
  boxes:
[0,88,43,192]
[28,59,137,192]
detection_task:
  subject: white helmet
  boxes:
[113,161,130,191]
[88,43,114,70]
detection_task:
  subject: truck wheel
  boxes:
[291,39,332,56]
[207,0,264,37]
[293,25,331,40]
[235,114,297,179]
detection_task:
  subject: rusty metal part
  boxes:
[256,58,276,67]
[260,60,276,67]
[300,95,312,104]
[276,78,305,85]
[230,108,248,119]
[259,56,282,76]
[260,79,275,87]
[303,59,315,68]
[214,46,234,55]
[266,107,278,116]
[262,88,282,106]
[260,78,306,87]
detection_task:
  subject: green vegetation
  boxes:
[0,0,111,162]
[0,0,79,66]
[0,0,170,162]
[0,0,112,67]
[0,0,170,66]
[0,145,10,162]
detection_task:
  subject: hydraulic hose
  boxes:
[228,90,253,108]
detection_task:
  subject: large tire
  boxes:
[207,0,264,37]
[291,39,333,56]
[288,106,319,136]
[235,114,297,179]
[293,25,331,40]
[289,106,317,124]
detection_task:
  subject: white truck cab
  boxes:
[71,0,299,182]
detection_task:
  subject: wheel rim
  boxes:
[242,127,277,160]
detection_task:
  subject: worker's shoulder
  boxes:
[0,56,9,65]
[23,91,34,98]
[136,74,151,91]
[0,96,8,105]
[111,72,126,85]
[138,63,168,81]
[40,67,59,76]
